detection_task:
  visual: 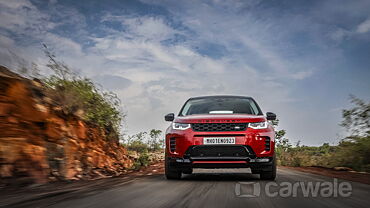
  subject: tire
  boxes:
[259,154,277,180]
[165,157,182,180]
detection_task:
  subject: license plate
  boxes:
[203,137,236,145]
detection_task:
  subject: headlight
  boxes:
[172,123,191,130]
[248,121,268,129]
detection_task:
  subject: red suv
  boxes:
[164,96,277,180]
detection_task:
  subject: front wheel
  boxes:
[259,155,277,180]
[165,157,182,180]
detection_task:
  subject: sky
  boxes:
[0,0,369,146]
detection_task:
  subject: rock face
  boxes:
[0,66,133,184]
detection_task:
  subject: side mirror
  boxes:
[266,112,277,120]
[165,113,175,122]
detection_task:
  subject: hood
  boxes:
[174,114,266,123]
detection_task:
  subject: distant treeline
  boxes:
[275,96,370,172]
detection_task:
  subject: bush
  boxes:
[123,130,163,153]
[127,140,149,153]
[42,45,124,142]
[132,153,150,170]
[275,96,370,172]
[330,136,370,171]
[123,130,163,169]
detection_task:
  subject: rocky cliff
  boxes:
[0,66,133,184]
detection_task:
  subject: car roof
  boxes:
[188,95,253,100]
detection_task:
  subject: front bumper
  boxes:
[166,126,275,158]
[168,156,274,171]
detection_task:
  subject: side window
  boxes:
[249,100,260,115]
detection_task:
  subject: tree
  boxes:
[341,95,370,137]
[126,132,148,153]
[149,129,163,151]
[275,129,286,142]
[272,119,288,148]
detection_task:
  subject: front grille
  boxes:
[186,145,249,158]
[191,123,248,132]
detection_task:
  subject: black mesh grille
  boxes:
[264,137,270,151]
[169,137,176,152]
[191,123,248,132]
[186,145,249,157]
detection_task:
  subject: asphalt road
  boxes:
[11,168,370,208]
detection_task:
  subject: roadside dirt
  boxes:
[282,166,370,185]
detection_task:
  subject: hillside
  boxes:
[0,66,133,185]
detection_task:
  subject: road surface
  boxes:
[7,167,370,208]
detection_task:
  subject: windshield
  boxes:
[180,97,262,116]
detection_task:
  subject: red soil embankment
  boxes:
[0,66,133,184]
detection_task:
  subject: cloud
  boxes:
[1,0,370,145]
[93,74,132,90]
[290,70,313,80]
[329,17,370,42]
[356,18,370,33]
[0,0,55,35]
[0,0,322,142]
[330,28,350,42]
[0,34,14,47]
[102,15,181,42]
[140,0,324,80]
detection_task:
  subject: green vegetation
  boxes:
[122,129,164,169]
[132,153,150,170]
[41,45,124,142]
[275,96,370,172]
[123,129,164,153]
[13,45,163,170]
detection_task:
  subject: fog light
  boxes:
[250,158,270,162]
